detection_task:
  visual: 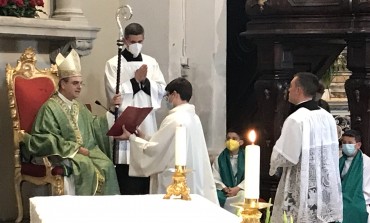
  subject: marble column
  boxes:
[52,0,87,22]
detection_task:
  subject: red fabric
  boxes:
[14,76,55,133]
[21,163,64,177]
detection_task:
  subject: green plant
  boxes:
[0,0,45,18]
[321,53,348,89]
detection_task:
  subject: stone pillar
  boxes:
[52,0,87,22]
[345,37,370,155]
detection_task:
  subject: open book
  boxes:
[106,106,153,136]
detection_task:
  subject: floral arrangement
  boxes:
[0,0,45,18]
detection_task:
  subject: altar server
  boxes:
[212,130,245,213]
[115,77,218,204]
[105,22,166,195]
[340,129,370,223]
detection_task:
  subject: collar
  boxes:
[289,99,320,114]
[57,91,74,109]
[121,48,143,62]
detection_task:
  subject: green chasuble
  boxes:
[217,148,245,207]
[339,151,368,223]
[24,94,119,195]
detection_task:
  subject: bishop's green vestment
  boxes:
[24,94,119,195]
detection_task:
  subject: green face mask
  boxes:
[225,139,240,151]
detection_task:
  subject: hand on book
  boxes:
[114,125,131,140]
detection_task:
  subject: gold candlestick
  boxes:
[163,165,191,200]
[232,198,272,223]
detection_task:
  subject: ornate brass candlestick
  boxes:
[163,165,191,200]
[232,198,272,223]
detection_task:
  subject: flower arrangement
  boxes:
[0,0,45,18]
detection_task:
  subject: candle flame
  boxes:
[248,130,256,144]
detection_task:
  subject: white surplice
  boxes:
[105,54,166,164]
[342,152,370,223]
[212,153,245,213]
[127,103,219,204]
[269,108,343,223]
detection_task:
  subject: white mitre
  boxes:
[55,49,82,79]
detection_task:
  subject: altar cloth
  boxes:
[30,194,241,223]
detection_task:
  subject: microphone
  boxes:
[95,100,115,115]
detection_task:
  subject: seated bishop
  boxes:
[23,49,120,195]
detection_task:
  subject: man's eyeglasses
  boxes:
[163,92,173,101]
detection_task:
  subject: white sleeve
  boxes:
[211,155,227,190]
[128,117,177,177]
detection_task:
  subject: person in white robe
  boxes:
[340,129,370,223]
[212,130,245,214]
[114,77,218,204]
[105,23,166,195]
[269,72,343,223]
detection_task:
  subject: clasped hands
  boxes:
[135,64,147,82]
[223,186,241,197]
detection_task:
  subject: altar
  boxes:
[30,194,241,223]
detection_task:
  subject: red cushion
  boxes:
[15,76,55,133]
[21,162,64,177]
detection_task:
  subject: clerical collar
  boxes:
[57,91,73,109]
[121,48,143,62]
[289,99,320,114]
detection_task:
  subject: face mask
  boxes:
[225,139,240,151]
[342,144,356,156]
[128,43,142,58]
[166,101,174,110]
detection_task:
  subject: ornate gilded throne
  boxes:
[6,48,65,223]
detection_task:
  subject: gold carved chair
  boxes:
[6,48,65,223]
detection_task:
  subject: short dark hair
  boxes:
[124,23,144,38]
[294,72,319,97]
[227,128,242,138]
[165,77,192,101]
[58,77,69,88]
[342,129,362,143]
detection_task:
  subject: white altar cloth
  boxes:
[30,194,241,223]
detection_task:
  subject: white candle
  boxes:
[244,130,260,199]
[175,125,187,166]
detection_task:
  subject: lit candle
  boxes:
[175,125,187,166]
[244,130,260,199]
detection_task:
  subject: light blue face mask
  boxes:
[342,144,356,156]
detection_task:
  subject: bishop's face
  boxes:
[60,76,83,100]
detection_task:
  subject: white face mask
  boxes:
[128,43,143,58]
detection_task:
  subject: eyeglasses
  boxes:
[163,92,174,101]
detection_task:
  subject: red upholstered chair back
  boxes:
[6,48,59,135]
[15,77,56,133]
